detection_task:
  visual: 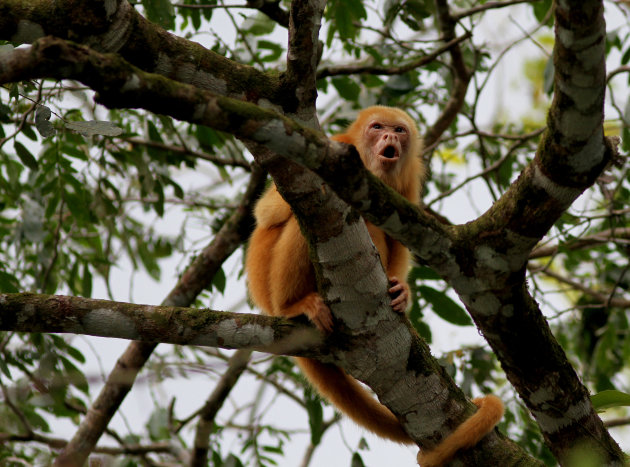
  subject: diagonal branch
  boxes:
[0,0,281,102]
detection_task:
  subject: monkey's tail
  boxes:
[416,394,504,467]
[296,357,504,465]
[295,357,414,444]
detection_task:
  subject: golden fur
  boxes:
[246,106,502,466]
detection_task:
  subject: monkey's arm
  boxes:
[387,239,411,312]
[268,216,333,331]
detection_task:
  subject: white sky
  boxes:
[12,2,629,465]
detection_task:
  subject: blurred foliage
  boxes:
[1,0,630,465]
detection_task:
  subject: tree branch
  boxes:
[0,293,324,356]
[530,227,630,259]
[284,0,325,122]
[53,165,267,466]
[191,349,253,467]
[316,32,471,79]
[0,0,281,103]
[423,0,473,149]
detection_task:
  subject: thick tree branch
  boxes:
[0,0,282,105]
[0,11,619,463]
[430,1,623,463]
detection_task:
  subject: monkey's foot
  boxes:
[388,277,410,312]
[303,294,334,332]
[280,293,333,332]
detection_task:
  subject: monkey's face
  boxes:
[361,119,410,178]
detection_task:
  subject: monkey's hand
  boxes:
[303,293,334,332]
[388,277,410,313]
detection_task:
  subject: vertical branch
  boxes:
[284,0,326,124]
[423,0,472,149]
[190,349,253,467]
[53,167,267,466]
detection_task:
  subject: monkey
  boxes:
[245,106,503,466]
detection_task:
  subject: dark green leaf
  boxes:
[35,105,55,138]
[305,389,324,445]
[81,262,93,298]
[0,270,19,293]
[212,266,226,294]
[410,266,441,281]
[257,40,284,62]
[418,286,472,326]
[331,76,361,102]
[141,0,175,29]
[351,452,366,467]
[532,0,553,23]
[14,141,38,170]
[591,390,630,411]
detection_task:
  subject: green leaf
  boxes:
[331,76,361,102]
[418,286,472,326]
[383,73,415,96]
[81,262,93,298]
[65,120,123,137]
[242,13,275,36]
[351,452,366,467]
[14,141,38,170]
[147,407,170,440]
[305,389,324,445]
[60,356,89,394]
[532,0,553,23]
[410,265,441,281]
[62,143,88,161]
[35,105,55,137]
[327,0,366,41]
[0,353,12,378]
[591,390,630,411]
[223,454,245,467]
[141,0,175,30]
[257,40,284,62]
[212,266,226,294]
[0,270,19,293]
[138,240,161,281]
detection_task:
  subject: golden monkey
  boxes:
[246,106,503,466]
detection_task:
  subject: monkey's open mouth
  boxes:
[381,145,398,159]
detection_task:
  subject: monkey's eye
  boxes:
[371,123,382,129]
[395,126,406,133]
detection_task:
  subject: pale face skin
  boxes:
[358,117,412,312]
[361,118,410,177]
